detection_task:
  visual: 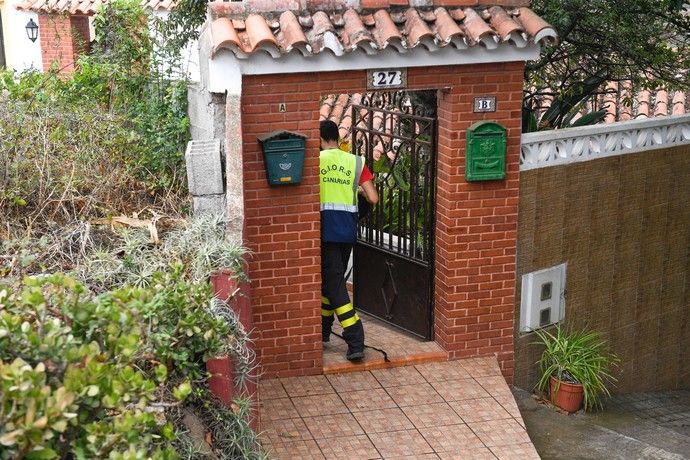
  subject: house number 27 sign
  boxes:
[367,69,407,90]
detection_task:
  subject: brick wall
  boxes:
[514,145,690,393]
[241,62,524,379]
[38,14,90,73]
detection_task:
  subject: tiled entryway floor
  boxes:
[323,311,447,372]
[258,357,540,459]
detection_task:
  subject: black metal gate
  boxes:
[352,91,436,340]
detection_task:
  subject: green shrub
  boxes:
[0,272,263,459]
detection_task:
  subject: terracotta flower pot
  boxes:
[549,375,584,413]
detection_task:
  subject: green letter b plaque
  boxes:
[465,121,507,182]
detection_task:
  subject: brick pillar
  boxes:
[38,14,90,73]
[431,63,524,383]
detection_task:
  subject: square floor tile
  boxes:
[339,388,397,412]
[281,375,335,398]
[259,378,288,400]
[371,366,427,387]
[489,442,540,460]
[459,357,503,377]
[260,397,300,422]
[416,361,471,383]
[402,402,464,428]
[352,407,415,434]
[418,424,485,453]
[449,398,512,423]
[303,413,364,440]
[368,429,434,458]
[327,371,381,392]
[431,378,491,402]
[386,383,444,407]
[437,448,497,460]
[260,417,313,445]
[293,394,349,418]
[494,396,522,420]
[316,434,380,459]
[468,419,532,448]
[263,439,325,460]
[474,376,513,398]
[385,455,440,460]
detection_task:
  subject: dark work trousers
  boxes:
[321,241,364,354]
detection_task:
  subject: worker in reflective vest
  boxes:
[319,120,378,361]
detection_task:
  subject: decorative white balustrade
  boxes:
[520,114,690,170]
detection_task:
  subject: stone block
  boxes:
[192,194,226,216]
[185,139,224,195]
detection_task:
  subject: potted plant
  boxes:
[534,325,618,413]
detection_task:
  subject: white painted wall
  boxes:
[151,10,200,83]
[1,0,42,71]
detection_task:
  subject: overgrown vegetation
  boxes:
[525,0,690,127]
[0,0,190,236]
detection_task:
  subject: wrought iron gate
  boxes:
[352,91,436,340]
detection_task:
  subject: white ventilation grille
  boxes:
[185,139,223,196]
[520,263,567,333]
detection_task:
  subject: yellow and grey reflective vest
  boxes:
[319,148,364,243]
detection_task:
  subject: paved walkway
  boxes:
[323,312,447,372]
[516,388,690,460]
[258,358,539,459]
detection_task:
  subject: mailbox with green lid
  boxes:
[465,121,507,181]
[258,130,307,186]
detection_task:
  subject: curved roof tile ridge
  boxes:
[433,7,465,47]
[404,8,435,48]
[372,9,405,51]
[342,8,377,52]
[516,7,557,44]
[207,3,557,60]
[462,8,496,46]
[277,11,310,54]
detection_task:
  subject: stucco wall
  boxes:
[1,0,42,71]
[514,144,690,393]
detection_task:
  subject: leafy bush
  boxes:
[0,272,263,459]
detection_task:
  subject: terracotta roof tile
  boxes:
[434,7,465,47]
[533,83,688,125]
[515,7,557,44]
[211,17,242,57]
[277,11,310,53]
[654,89,669,117]
[342,9,376,52]
[209,3,555,59]
[17,0,173,13]
[672,91,686,115]
[245,14,279,53]
[372,9,405,49]
[403,8,435,47]
[488,6,524,42]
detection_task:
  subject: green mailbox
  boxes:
[258,130,307,186]
[465,121,507,182]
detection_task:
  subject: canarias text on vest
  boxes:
[321,164,353,185]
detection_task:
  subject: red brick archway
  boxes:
[240,63,523,382]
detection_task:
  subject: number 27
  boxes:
[375,71,399,86]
